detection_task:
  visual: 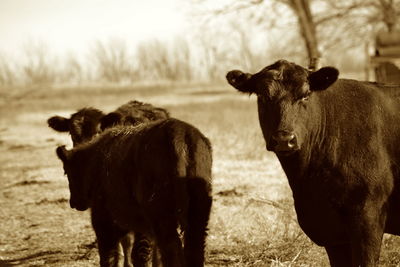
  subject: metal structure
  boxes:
[370,30,400,83]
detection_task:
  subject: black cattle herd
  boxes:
[47,60,400,267]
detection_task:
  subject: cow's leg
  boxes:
[120,233,134,267]
[91,208,128,267]
[325,244,352,267]
[151,246,162,267]
[347,198,387,267]
[131,232,152,267]
[184,184,212,267]
[153,220,184,267]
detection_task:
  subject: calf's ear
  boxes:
[308,67,339,91]
[56,145,71,163]
[100,112,122,130]
[226,70,253,93]
[48,116,70,132]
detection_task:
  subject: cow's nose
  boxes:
[272,131,298,152]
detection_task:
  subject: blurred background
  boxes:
[0,0,399,87]
[1,1,400,266]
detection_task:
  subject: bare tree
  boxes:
[135,38,194,81]
[378,0,398,32]
[196,0,321,68]
[90,39,134,83]
[287,0,320,69]
[0,54,16,86]
[170,37,193,81]
[58,53,85,85]
[22,41,57,86]
[315,0,399,47]
[195,35,231,81]
[195,0,400,69]
[188,13,293,81]
[136,39,173,80]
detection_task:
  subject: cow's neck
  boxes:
[74,143,102,205]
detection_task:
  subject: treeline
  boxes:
[0,36,267,87]
[0,28,366,87]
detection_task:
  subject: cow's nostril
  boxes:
[272,131,298,152]
[272,131,295,142]
[287,136,297,148]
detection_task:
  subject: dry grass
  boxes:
[0,83,399,266]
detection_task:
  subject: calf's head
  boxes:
[227,60,338,155]
[100,101,170,130]
[100,111,149,130]
[48,101,169,145]
[56,145,91,211]
[48,108,104,146]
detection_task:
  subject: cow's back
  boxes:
[302,78,400,181]
[312,79,400,166]
[132,119,212,203]
[115,100,169,122]
[88,119,212,232]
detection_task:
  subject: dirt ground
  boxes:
[1,84,400,267]
[0,84,283,267]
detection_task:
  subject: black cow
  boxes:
[48,100,170,146]
[100,100,170,130]
[48,107,104,146]
[227,59,400,266]
[56,119,213,267]
[48,100,169,267]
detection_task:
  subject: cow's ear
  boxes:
[226,70,253,93]
[100,112,122,130]
[48,116,70,132]
[56,145,71,163]
[308,67,339,91]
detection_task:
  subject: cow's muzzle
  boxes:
[269,131,299,154]
[70,199,89,211]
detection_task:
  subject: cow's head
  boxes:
[48,108,104,146]
[56,145,91,211]
[100,111,148,130]
[100,101,170,130]
[227,60,339,156]
[48,101,170,144]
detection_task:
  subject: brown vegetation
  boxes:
[1,83,400,266]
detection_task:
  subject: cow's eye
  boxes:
[299,94,311,102]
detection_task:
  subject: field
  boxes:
[1,83,400,267]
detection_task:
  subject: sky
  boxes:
[0,0,188,58]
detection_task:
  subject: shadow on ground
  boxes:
[0,250,64,267]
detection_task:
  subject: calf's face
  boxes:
[48,102,169,144]
[48,108,104,146]
[56,145,91,211]
[227,60,338,155]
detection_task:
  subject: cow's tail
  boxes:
[172,126,212,267]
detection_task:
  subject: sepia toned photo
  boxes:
[1,0,400,266]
